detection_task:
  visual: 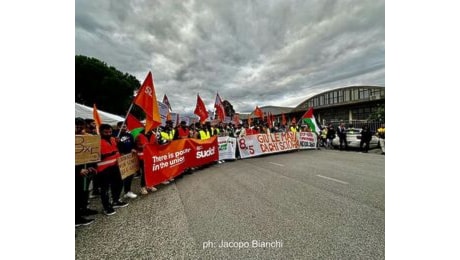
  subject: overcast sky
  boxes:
[76,0,384,114]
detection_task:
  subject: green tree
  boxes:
[75,55,144,118]
[368,103,385,123]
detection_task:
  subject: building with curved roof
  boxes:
[291,85,385,126]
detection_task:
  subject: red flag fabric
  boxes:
[281,113,287,126]
[134,71,161,132]
[126,113,143,131]
[267,112,272,127]
[194,94,209,123]
[162,94,172,111]
[92,104,102,135]
[214,93,226,122]
[254,106,264,118]
[144,137,218,187]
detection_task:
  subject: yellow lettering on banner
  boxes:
[117,153,140,180]
[75,135,101,165]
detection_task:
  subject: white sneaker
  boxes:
[161,181,170,185]
[124,191,137,199]
[148,186,157,192]
[140,187,148,195]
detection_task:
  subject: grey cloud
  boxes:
[76,0,384,114]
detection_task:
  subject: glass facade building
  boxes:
[291,86,385,124]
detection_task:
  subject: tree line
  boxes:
[76,55,144,119]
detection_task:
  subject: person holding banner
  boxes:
[84,118,101,198]
[115,122,138,200]
[174,120,190,139]
[75,117,98,227]
[159,120,175,183]
[97,124,129,216]
[135,130,158,195]
[159,120,176,143]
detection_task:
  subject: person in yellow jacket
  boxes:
[377,124,385,155]
[158,120,176,183]
[289,122,298,133]
[159,120,176,143]
[199,122,212,140]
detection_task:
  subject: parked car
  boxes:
[332,128,379,149]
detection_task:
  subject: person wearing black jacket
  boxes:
[326,123,336,149]
[337,122,348,150]
[360,124,373,153]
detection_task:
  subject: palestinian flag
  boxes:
[301,107,320,134]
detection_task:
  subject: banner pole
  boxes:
[117,102,135,138]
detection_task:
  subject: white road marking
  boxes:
[269,162,285,167]
[316,175,349,185]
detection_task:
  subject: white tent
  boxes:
[75,103,125,125]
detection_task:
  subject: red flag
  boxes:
[253,106,264,118]
[194,94,209,123]
[214,93,226,122]
[281,113,287,126]
[267,112,272,127]
[162,94,172,111]
[92,104,102,135]
[126,113,143,131]
[134,71,161,132]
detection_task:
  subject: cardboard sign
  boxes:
[75,135,101,165]
[117,153,140,180]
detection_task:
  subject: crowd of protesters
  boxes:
[76,117,384,227]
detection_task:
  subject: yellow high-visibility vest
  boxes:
[199,130,211,140]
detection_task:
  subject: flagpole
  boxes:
[117,102,135,138]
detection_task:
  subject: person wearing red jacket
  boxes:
[96,124,128,216]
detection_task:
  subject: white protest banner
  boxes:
[237,132,300,159]
[218,136,237,160]
[298,132,318,149]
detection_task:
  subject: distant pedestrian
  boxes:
[377,124,385,155]
[360,124,372,153]
[337,122,348,150]
[326,123,336,149]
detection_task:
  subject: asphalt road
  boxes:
[76,148,385,259]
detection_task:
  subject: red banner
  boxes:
[144,136,218,187]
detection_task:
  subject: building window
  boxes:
[338,90,343,103]
[361,89,369,99]
[353,89,359,100]
[344,89,350,102]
